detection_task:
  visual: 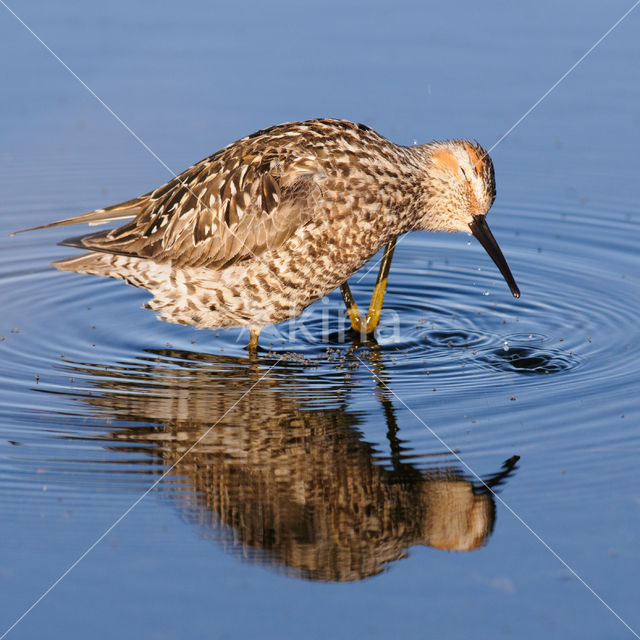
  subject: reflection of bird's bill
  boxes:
[470,214,520,298]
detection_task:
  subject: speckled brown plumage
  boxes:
[23,118,519,335]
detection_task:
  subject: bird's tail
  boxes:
[10,196,144,236]
[53,251,142,284]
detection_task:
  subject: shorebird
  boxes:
[17,118,519,348]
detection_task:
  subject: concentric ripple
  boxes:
[479,341,576,375]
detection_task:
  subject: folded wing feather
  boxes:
[18,140,324,269]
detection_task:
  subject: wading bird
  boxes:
[17,119,519,349]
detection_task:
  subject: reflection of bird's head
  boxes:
[419,477,495,552]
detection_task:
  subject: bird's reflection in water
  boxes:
[52,346,518,582]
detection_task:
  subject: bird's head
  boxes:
[418,140,520,298]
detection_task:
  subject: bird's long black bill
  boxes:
[469,215,520,298]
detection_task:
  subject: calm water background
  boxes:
[1,1,639,638]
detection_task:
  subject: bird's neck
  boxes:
[369,142,437,235]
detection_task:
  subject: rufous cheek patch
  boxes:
[431,149,460,173]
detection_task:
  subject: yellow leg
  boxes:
[340,281,364,333]
[339,239,396,336]
[364,238,396,333]
[247,326,261,351]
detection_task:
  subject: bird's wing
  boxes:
[33,141,325,268]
